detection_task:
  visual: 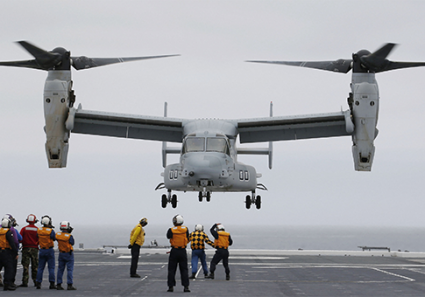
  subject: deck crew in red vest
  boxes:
[56,221,76,290]
[206,223,233,280]
[36,215,56,289]
[166,214,190,293]
[19,214,39,287]
[0,218,18,291]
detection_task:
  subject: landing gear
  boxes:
[198,188,212,202]
[245,192,261,210]
[161,191,178,208]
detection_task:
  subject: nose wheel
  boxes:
[198,188,211,202]
[161,191,178,208]
[245,193,261,210]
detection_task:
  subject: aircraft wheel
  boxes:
[255,195,261,210]
[161,194,167,208]
[245,195,251,209]
[198,192,203,202]
[206,192,211,202]
[171,194,178,208]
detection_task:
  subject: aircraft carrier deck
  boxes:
[6,248,425,296]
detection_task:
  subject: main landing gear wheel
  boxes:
[161,194,167,208]
[161,192,178,208]
[245,194,261,210]
[171,194,177,208]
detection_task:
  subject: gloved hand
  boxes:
[128,244,133,249]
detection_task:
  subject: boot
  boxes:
[57,284,64,290]
[226,274,230,281]
[19,282,28,287]
[205,272,214,279]
[167,286,174,292]
[3,283,17,291]
[36,282,41,289]
[49,281,56,289]
[189,273,196,279]
[67,284,77,290]
[184,286,190,292]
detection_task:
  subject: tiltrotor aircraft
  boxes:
[1,42,424,209]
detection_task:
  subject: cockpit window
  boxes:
[207,137,230,155]
[183,137,205,153]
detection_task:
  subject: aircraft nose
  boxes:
[184,154,222,178]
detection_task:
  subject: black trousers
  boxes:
[167,248,189,287]
[210,248,230,275]
[130,244,140,275]
[0,250,15,285]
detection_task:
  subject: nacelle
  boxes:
[43,71,73,168]
[350,76,379,171]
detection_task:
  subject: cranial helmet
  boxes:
[216,224,225,231]
[60,221,71,231]
[140,218,148,227]
[26,214,38,224]
[41,215,52,227]
[1,218,11,228]
[195,224,204,231]
[4,214,17,227]
[172,214,184,226]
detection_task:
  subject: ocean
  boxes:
[72,225,425,252]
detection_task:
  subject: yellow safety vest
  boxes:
[130,224,145,246]
[56,232,73,253]
[170,226,189,248]
[0,228,11,249]
[214,231,230,249]
[38,227,54,249]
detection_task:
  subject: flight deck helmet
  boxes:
[195,224,204,231]
[1,218,11,228]
[216,224,225,231]
[26,214,38,224]
[4,214,17,227]
[140,218,148,227]
[173,214,184,226]
[41,215,54,228]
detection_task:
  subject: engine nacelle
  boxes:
[43,71,73,168]
[350,78,379,171]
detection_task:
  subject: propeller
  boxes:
[0,41,179,71]
[247,43,425,74]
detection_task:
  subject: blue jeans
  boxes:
[57,252,74,285]
[36,248,55,283]
[191,249,208,275]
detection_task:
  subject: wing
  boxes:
[236,110,353,143]
[72,109,184,143]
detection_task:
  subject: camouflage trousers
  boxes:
[21,247,39,285]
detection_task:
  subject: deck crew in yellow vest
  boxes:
[166,214,190,293]
[55,221,76,291]
[128,218,148,278]
[0,218,18,291]
[36,215,56,289]
[206,223,233,281]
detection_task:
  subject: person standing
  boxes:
[206,223,233,281]
[56,221,76,290]
[166,214,190,293]
[128,218,148,278]
[36,215,56,289]
[189,224,214,279]
[3,214,21,286]
[0,218,18,291]
[19,214,39,287]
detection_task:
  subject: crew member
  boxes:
[36,215,56,289]
[206,223,233,281]
[0,218,18,291]
[189,224,214,279]
[128,218,148,278]
[166,214,190,293]
[56,221,76,290]
[19,214,39,287]
[3,214,21,286]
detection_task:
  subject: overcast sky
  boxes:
[1,1,425,230]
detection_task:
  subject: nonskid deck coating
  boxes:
[6,249,425,296]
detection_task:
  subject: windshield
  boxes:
[207,137,230,155]
[183,137,205,153]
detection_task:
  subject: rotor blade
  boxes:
[17,41,62,69]
[71,54,180,70]
[370,43,397,59]
[0,59,44,70]
[247,59,352,73]
[377,61,425,73]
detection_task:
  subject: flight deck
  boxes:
[7,248,425,296]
